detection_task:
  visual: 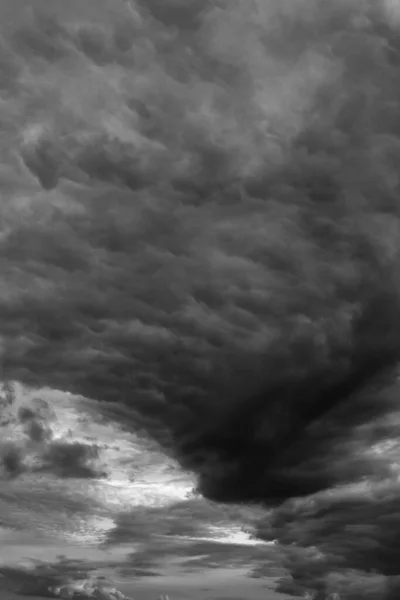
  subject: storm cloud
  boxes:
[2,0,400,596]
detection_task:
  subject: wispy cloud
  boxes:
[0,383,195,553]
[0,557,132,599]
[101,498,279,578]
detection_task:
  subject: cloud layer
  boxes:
[2,1,400,596]
[0,557,131,599]
[2,0,400,501]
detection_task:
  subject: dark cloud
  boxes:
[1,444,24,477]
[175,539,272,571]
[136,0,211,31]
[18,401,53,442]
[0,394,104,480]
[1,0,400,597]
[252,482,400,597]
[0,382,16,427]
[37,440,106,479]
[11,10,71,63]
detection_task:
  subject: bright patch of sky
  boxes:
[0,382,258,559]
[184,525,274,547]
[0,383,194,542]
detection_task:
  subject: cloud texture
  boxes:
[0,557,131,599]
[0,384,105,479]
[2,0,400,596]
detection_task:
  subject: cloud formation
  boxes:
[2,0,400,501]
[254,480,400,597]
[100,497,279,579]
[0,388,106,480]
[2,0,400,596]
[105,498,235,544]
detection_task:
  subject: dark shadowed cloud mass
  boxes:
[1,0,400,598]
[3,0,400,504]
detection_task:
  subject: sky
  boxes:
[0,381,283,599]
[0,1,287,597]
[2,1,400,599]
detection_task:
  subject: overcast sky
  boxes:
[0,5,286,599]
[1,1,400,600]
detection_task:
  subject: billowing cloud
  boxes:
[1,0,400,597]
[252,481,400,597]
[2,0,400,501]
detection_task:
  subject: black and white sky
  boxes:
[0,382,279,599]
[2,1,400,599]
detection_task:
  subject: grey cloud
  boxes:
[252,481,400,597]
[104,499,280,575]
[2,0,399,501]
[117,535,277,576]
[37,440,106,479]
[11,9,71,62]
[0,558,131,599]
[0,481,103,538]
[105,498,237,545]
[1,394,105,480]
[2,1,400,598]
[1,444,24,477]
[18,402,53,442]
